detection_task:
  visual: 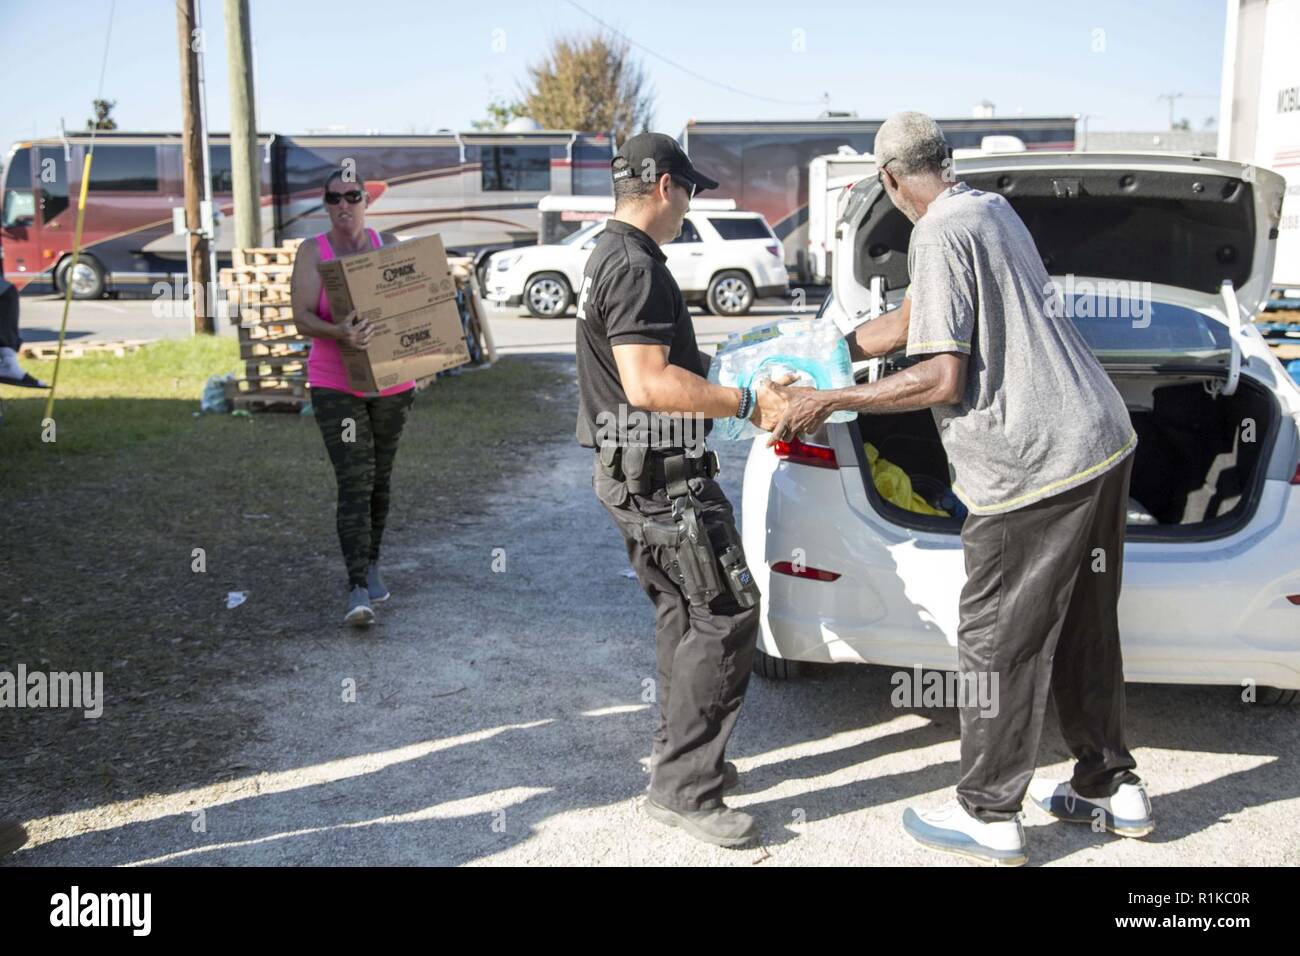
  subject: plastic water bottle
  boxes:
[707,317,857,441]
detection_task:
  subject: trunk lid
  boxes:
[833,152,1288,379]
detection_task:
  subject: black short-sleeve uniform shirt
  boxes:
[575,219,709,448]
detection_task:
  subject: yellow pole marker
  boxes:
[43,151,93,422]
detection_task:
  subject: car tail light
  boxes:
[1291,462,1300,484]
[772,437,838,469]
[771,561,841,582]
[765,243,781,258]
[1287,595,1300,606]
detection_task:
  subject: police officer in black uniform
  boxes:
[576,133,784,847]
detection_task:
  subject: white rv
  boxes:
[806,149,877,285]
[1219,0,1300,293]
[805,137,1028,286]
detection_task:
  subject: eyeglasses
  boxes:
[324,189,365,205]
[876,158,897,185]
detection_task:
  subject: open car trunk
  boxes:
[850,368,1281,541]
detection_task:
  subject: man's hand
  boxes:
[337,310,373,349]
[750,373,796,431]
[765,383,836,446]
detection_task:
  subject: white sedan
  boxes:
[484,211,789,317]
[741,151,1300,701]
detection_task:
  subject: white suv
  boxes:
[484,211,790,317]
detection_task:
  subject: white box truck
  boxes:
[1219,0,1300,294]
[806,149,878,285]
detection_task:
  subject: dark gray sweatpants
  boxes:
[956,454,1140,822]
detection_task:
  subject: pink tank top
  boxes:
[306,228,416,397]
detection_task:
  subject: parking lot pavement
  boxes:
[17,294,196,345]
[13,358,1300,867]
[482,298,807,356]
[15,293,811,354]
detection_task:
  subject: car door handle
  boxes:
[689,252,703,256]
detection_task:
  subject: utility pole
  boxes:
[224,0,261,251]
[176,0,214,334]
[1158,92,1184,131]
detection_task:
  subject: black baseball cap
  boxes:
[612,132,720,194]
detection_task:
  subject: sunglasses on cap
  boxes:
[324,188,365,205]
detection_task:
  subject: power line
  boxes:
[563,0,825,109]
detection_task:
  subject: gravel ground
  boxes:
[9,358,1300,867]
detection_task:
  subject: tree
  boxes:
[516,32,653,142]
[87,98,117,130]
[1172,117,1191,131]
[472,95,525,131]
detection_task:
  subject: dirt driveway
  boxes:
[7,358,1299,866]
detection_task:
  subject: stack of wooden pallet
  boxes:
[1256,317,1300,360]
[218,239,308,412]
[20,339,151,361]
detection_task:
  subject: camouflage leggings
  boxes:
[312,387,416,588]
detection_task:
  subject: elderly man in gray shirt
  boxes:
[769,112,1153,866]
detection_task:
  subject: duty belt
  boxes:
[596,442,757,609]
[596,444,720,496]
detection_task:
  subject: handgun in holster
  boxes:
[643,453,760,610]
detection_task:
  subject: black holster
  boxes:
[647,453,759,610]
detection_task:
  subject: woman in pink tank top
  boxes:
[290,167,417,627]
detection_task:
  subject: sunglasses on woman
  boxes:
[324,188,365,205]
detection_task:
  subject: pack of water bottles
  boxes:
[707,317,857,440]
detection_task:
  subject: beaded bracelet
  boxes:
[736,386,755,421]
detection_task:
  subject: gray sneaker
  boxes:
[366,563,390,602]
[344,586,375,627]
[643,797,758,847]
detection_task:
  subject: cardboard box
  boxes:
[318,234,471,392]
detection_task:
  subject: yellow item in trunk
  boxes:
[865,442,949,517]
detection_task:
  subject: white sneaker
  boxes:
[902,801,1027,866]
[1028,778,1154,838]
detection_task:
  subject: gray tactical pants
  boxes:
[593,460,760,812]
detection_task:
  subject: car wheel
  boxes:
[1248,686,1299,706]
[523,272,572,318]
[55,255,105,300]
[753,648,799,680]
[707,270,755,316]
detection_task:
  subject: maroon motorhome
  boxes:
[681,115,1077,282]
[0,129,613,297]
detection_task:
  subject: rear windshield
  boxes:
[1067,295,1230,359]
[709,217,772,241]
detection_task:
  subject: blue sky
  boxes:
[0,0,1226,156]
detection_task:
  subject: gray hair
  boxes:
[874,111,950,177]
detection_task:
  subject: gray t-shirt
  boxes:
[905,182,1135,515]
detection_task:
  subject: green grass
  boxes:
[2,336,244,478]
[0,338,575,811]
